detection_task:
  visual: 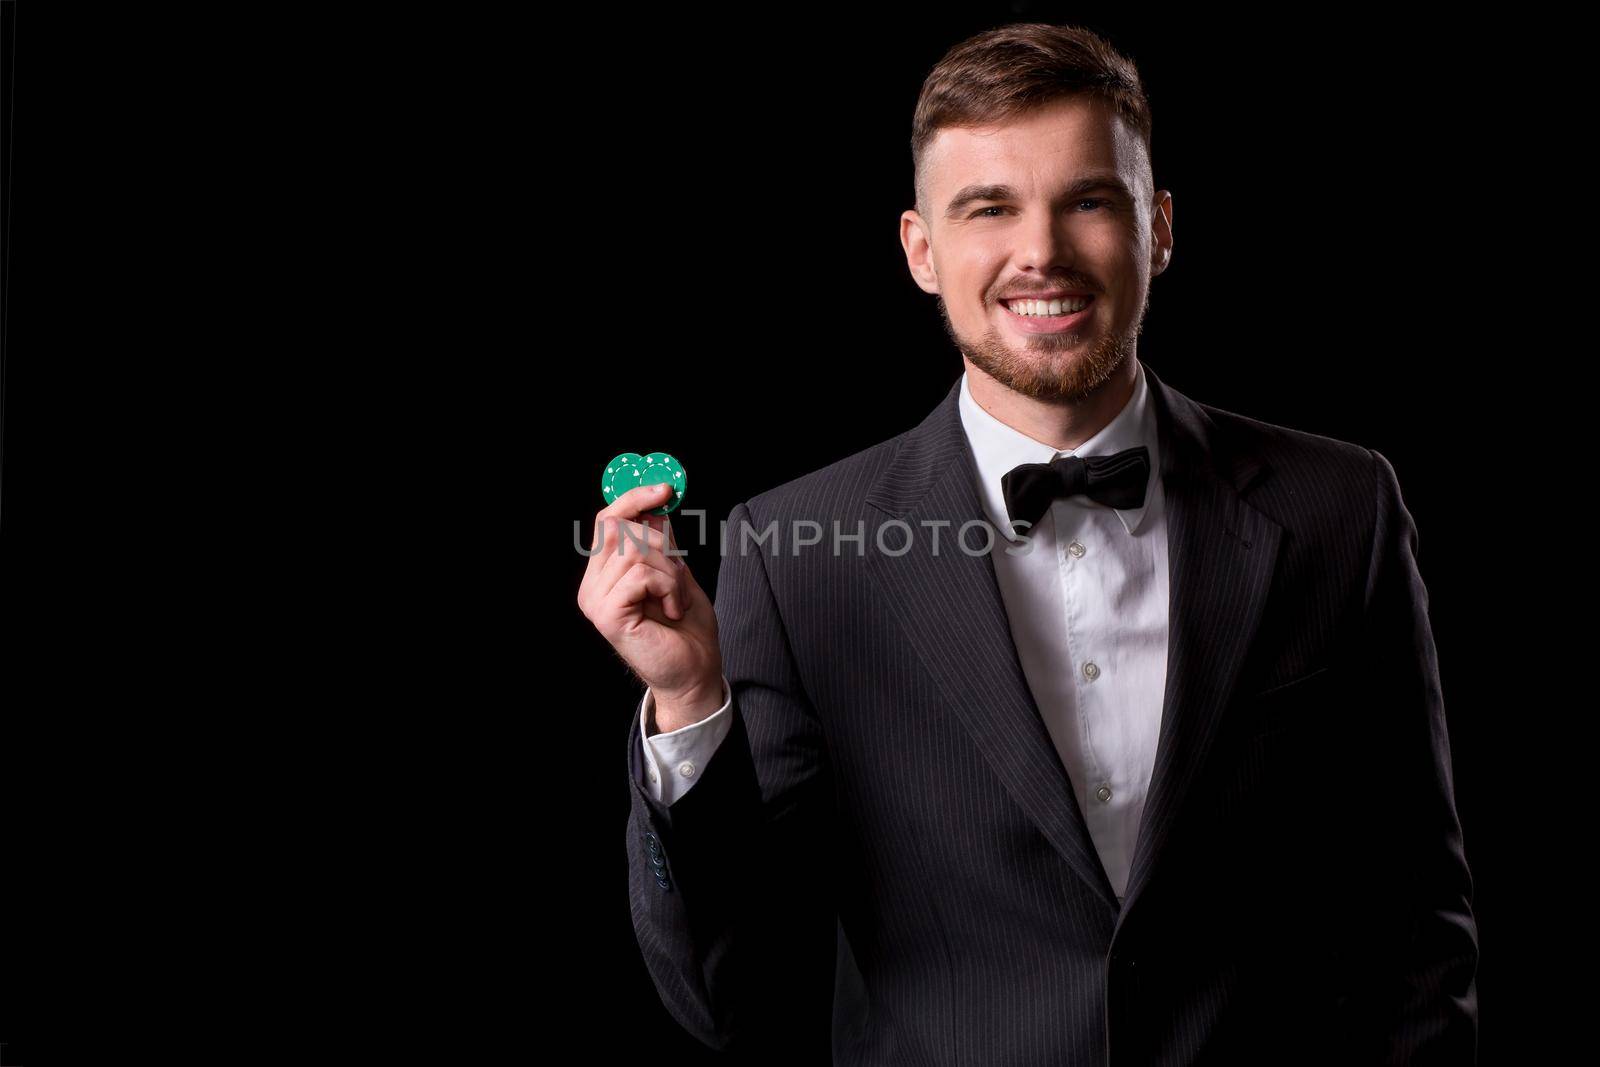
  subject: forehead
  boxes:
[923,96,1145,196]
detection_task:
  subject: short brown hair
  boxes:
[911,23,1153,215]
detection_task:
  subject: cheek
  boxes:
[1089,239,1145,296]
[949,246,1006,305]
[1083,226,1135,265]
[1110,225,1151,273]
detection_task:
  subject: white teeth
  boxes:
[1005,297,1091,317]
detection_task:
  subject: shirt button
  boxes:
[1067,541,1086,558]
[1096,785,1113,802]
[1083,661,1100,681]
[678,762,697,778]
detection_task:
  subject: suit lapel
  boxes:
[1116,362,1281,927]
[863,363,1282,922]
[863,377,1118,909]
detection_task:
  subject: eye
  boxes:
[970,200,1107,219]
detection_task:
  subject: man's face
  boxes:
[901,96,1173,404]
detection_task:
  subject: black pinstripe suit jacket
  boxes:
[625,361,1478,1065]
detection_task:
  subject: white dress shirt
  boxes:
[637,359,1170,901]
[957,358,1168,902]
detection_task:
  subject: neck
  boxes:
[964,355,1139,452]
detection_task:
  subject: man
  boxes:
[580,22,1478,1065]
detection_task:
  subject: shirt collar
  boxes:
[958,357,1160,542]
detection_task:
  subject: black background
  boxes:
[0,4,1580,1063]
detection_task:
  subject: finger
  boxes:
[653,518,690,597]
[674,542,692,615]
[598,483,677,524]
[582,514,617,593]
[640,513,683,567]
[598,526,681,612]
[598,518,659,566]
[591,486,671,578]
[609,561,682,621]
[639,595,673,628]
[606,517,667,566]
[587,516,651,595]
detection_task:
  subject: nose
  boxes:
[1014,209,1077,279]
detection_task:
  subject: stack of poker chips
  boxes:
[600,452,687,516]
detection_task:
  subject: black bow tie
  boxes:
[1000,445,1151,536]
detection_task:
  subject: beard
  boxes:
[938,286,1150,404]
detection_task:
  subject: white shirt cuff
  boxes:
[639,675,735,805]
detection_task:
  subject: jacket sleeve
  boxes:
[623,500,838,1054]
[1345,448,1479,1063]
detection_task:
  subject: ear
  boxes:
[1149,190,1174,277]
[900,210,941,295]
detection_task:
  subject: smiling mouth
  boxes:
[999,294,1095,318]
[999,294,1095,335]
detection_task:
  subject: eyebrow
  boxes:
[943,174,1136,218]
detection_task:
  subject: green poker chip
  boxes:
[601,451,686,515]
[601,453,645,503]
